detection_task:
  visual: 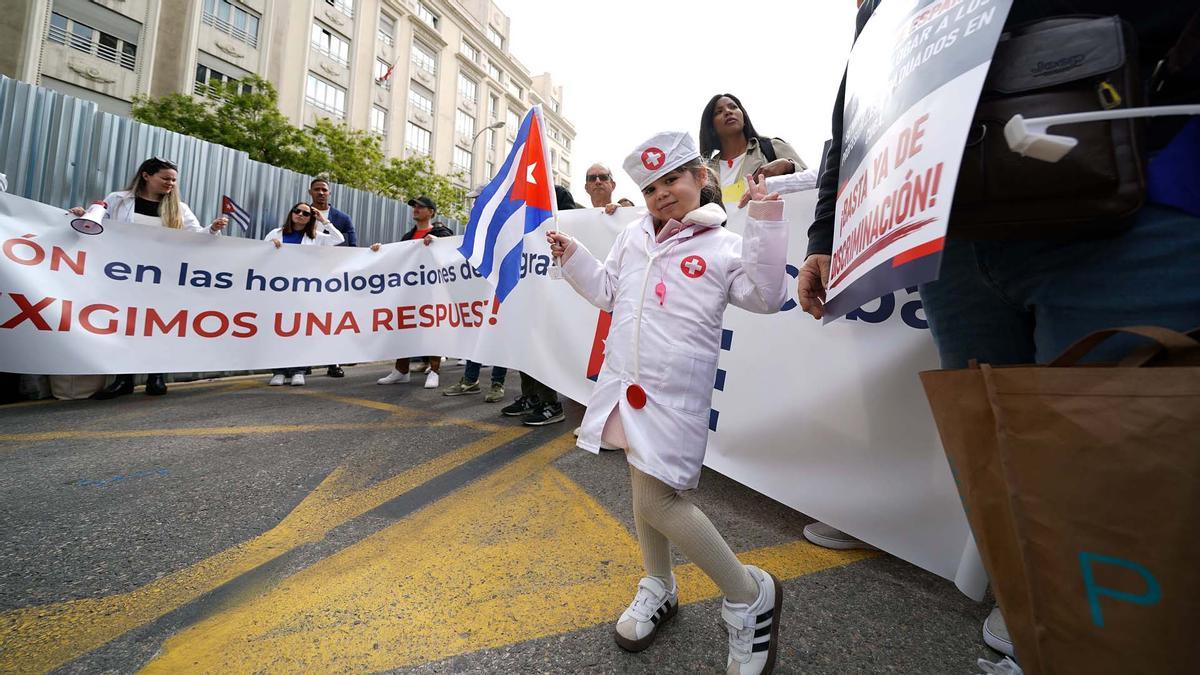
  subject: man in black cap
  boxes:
[376,196,455,388]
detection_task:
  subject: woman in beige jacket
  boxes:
[699,93,807,204]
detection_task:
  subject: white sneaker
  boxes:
[573,425,581,437]
[614,575,677,652]
[290,373,305,386]
[377,369,410,385]
[268,374,286,386]
[423,371,439,389]
[983,606,1015,657]
[723,565,781,675]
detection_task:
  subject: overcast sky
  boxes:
[499,0,859,205]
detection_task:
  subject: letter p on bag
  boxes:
[1079,551,1162,628]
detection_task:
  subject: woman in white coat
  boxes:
[263,201,344,386]
[68,157,228,399]
[547,131,789,675]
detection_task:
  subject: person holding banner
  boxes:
[699,94,806,205]
[262,202,346,386]
[375,197,453,389]
[67,157,228,399]
[547,132,789,674]
[798,0,1200,663]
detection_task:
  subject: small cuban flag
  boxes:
[458,106,555,302]
[221,195,252,234]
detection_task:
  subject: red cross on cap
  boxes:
[681,255,706,278]
[641,147,665,171]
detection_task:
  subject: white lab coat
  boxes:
[262,223,345,246]
[100,190,217,235]
[560,201,789,490]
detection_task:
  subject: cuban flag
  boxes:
[221,195,252,234]
[458,106,555,302]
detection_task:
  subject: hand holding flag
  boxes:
[221,195,252,234]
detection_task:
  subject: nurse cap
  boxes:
[624,131,701,190]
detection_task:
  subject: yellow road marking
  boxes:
[289,387,509,432]
[0,426,526,673]
[144,434,875,672]
[0,419,422,443]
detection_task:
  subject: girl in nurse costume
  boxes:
[547,131,789,675]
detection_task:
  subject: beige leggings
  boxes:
[630,464,758,604]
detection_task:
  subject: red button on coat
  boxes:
[626,383,647,409]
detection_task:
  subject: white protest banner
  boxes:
[823,0,1012,321]
[0,191,986,599]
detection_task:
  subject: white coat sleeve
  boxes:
[317,223,345,246]
[263,227,282,244]
[180,201,219,236]
[560,227,628,312]
[726,200,789,314]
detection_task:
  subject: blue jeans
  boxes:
[463,360,506,385]
[919,205,1200,368]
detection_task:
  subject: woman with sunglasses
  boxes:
[262,202,345,386]
[68,157,229,399]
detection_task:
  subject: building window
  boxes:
[374,58,393,88]
[453,146,473,174]
[460,41,479,63]
[457,73,477,105]
[455,109,475,140]
[487,26,504,50]
[378,13,396,47]
[306,73,346,117]
[370,106,388,136]
[194,64,251,98]
[406,122,432,155]
[486,127,497,155]
[48,13,138,71]
[409,83,434,115]
[488,94,500,122]
[416,3,439,29]
[551,98,561,113]
[487,62,501,82]
[311,23,350,66]
[505,79,522,100]
[486,160,495,179]
[324,0,354,18]
[507,109,520,135]
[202,0,260,48]
[411,40,436,75]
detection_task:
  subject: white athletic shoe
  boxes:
[290,373,305,386]
[268,374,286,386]
[723,565,782,674]
[614,575,677,652]
[377,369,410,385]
[423,371,439,389]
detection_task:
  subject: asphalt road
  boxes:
[0,363,998,673]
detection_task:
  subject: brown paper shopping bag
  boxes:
[921,326,1200,675]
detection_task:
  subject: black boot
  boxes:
[92,375,134,400]
[326,365,345,378]
[145,373,168,396]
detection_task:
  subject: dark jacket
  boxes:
[807,0,1199,257]
[400,222,453,241]
[327,205,356,247]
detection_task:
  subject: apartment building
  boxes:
[0,0,576,191]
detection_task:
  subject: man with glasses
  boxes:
[583,164,629,214]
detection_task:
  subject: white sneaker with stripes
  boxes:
[723,565,782,674]
[614,575,677,652]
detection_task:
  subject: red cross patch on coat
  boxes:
[680,255,707,279]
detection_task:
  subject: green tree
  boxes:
[377,154,468,221]
[132,76,306,168]
[131,76,469,221]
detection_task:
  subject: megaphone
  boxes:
[71,201,106,235]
